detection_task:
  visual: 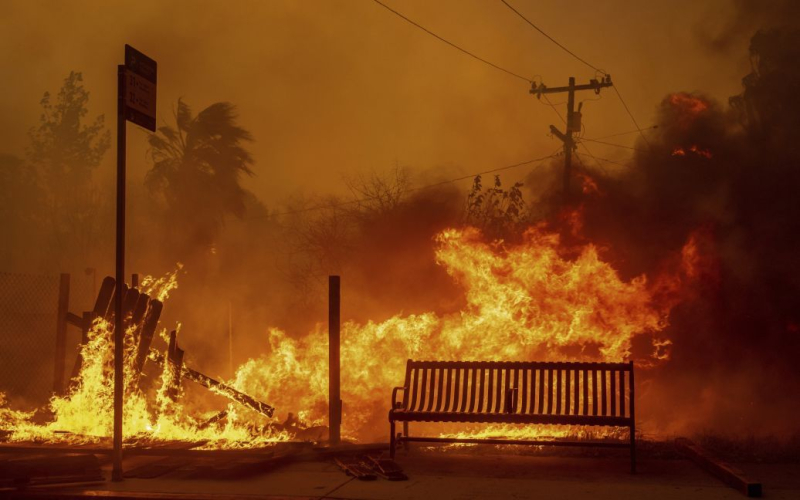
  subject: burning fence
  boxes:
[0,204,698,446]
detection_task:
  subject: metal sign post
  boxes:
[112,44,156,482]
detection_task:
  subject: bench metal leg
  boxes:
[403,422,409,453]
[630,424,636,474]
[390,420,396,459]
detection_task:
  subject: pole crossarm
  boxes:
[530,75,613,98]
[533,75,614,202]
[549,125,568,144]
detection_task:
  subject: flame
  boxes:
[672,145,712,159]
[578,173,601,195]
[0,268,290,448]
[233,224,696,440]
[668,92,709,117]
[1,224,699,445]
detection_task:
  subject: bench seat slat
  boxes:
[389,410,631,427]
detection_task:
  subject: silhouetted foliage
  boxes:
[24,72,110,268]
[730,28,800,148]
[27,72,109,194]
[465,175,528,241]
[146,99,254,257]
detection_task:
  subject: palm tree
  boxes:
[146,99,254,256]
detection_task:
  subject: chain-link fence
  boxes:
[0,271,95,409]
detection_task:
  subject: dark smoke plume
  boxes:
[570,25,800,435]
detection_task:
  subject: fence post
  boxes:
[328,275,341,445]
[53,273,70,395]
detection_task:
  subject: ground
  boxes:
[3,451,799,499]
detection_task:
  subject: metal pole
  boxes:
[328,275,341,445]
[228,301,233,378]
[564,76,575,202]
[112,64,126,482]
[53,273,70,395]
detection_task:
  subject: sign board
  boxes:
[123,45,157,131]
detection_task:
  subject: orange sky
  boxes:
[0,0,752,204]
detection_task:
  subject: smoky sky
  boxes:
[0,0,754,205]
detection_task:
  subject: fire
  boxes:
[233,223,695,440]
[0,270,290,448]
[578,173,601,195]
[668,92,709,117]
[1,222,699,445]
[672,145,712,159]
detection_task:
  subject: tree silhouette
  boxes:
[146,99,254,257]
[25,71,110,268]
[28,72,109,195]
[730,28,800,146]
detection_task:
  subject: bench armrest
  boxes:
[391,386,408,409]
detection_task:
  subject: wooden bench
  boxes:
[389,360,637,472]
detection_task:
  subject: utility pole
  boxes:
[531,75,613,202]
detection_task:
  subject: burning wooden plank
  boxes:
[147,349,275,418]
[198,410,228,430]
[133,299,163,376]
[165,330,184,401]
[92,276,116,319]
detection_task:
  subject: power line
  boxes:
[580,137,647,152]
[371,0,532,83]
[612,85,652,148]
[498,1,654,150]
[245,152,560,220]
[585,125,658,141]
[575,151,632,168]
[499,0,605,75]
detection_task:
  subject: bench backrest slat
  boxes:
[619,369,626,418]
[601,369,608,417]
[521,368,529,414]
[583,369,589,415]
[401,360,634,421]
[610,369,617,417]
[409,365,420,411]
[556,369,563,415]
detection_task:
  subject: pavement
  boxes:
[3,451,800,499]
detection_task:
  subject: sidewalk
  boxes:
[5,452,799,499]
